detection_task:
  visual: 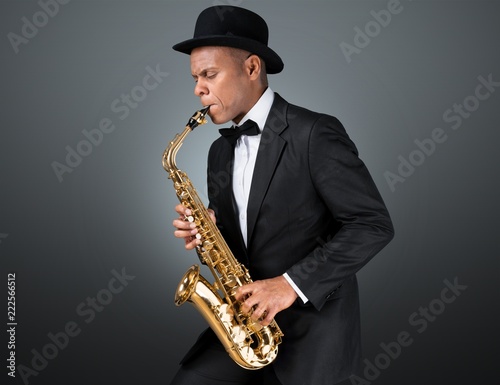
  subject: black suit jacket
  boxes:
[200,93,394,384]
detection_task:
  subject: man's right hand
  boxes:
[172,204,216,250]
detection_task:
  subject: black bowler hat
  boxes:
[173,6,284,74]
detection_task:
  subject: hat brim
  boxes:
[173,35,284,74]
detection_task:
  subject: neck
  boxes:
[233,86,268,125]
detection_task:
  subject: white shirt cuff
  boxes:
[283,273,309,304]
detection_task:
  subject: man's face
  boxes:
[190,46,252,125]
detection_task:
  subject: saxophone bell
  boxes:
[174,264,200,306]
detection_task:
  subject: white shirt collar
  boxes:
[233,87,274,132]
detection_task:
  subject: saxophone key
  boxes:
[218,304,234,323]
[240,345,256,362]
[202,240,213,250]
[230,326,247,344]
[248,319,263,332]
[225,276,238,287]
[260,345,272,356]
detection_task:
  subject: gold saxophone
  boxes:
[162,107,283,369]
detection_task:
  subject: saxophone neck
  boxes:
[162,106,211,174]
[162,126,192,174]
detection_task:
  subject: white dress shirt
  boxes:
[231,87,308,304]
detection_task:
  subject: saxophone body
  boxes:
[162,107,283,370]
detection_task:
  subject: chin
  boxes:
[208,114,221,125]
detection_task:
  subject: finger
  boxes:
[260,309,276,326]
[241,294,261,314]
[184,237,201,250]
[207,208,216,224]
[173,228,198,239]
[173,218,197,231]
[251,306,267,322]
[235,283,255,301]
[175,204,192,217]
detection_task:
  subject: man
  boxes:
[170,6,394,385]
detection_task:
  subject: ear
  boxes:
[245,54,262,80]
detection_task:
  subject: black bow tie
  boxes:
[219,119,260,146]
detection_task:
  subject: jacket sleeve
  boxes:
[286,115,394,311]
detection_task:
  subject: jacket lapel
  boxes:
[213,138,249,263]
[246,94,289,247]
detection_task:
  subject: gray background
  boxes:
[1,1,499,384]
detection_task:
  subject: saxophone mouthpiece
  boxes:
[201,105,210,116]
[187,106,211,130]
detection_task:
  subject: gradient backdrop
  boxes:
[1,1,499,384]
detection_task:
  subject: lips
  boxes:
[204,103,217,116]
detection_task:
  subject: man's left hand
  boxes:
[234,276,298,326]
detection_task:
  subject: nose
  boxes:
[194,79,208,97]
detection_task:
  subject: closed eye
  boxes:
[192,70,218,83]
